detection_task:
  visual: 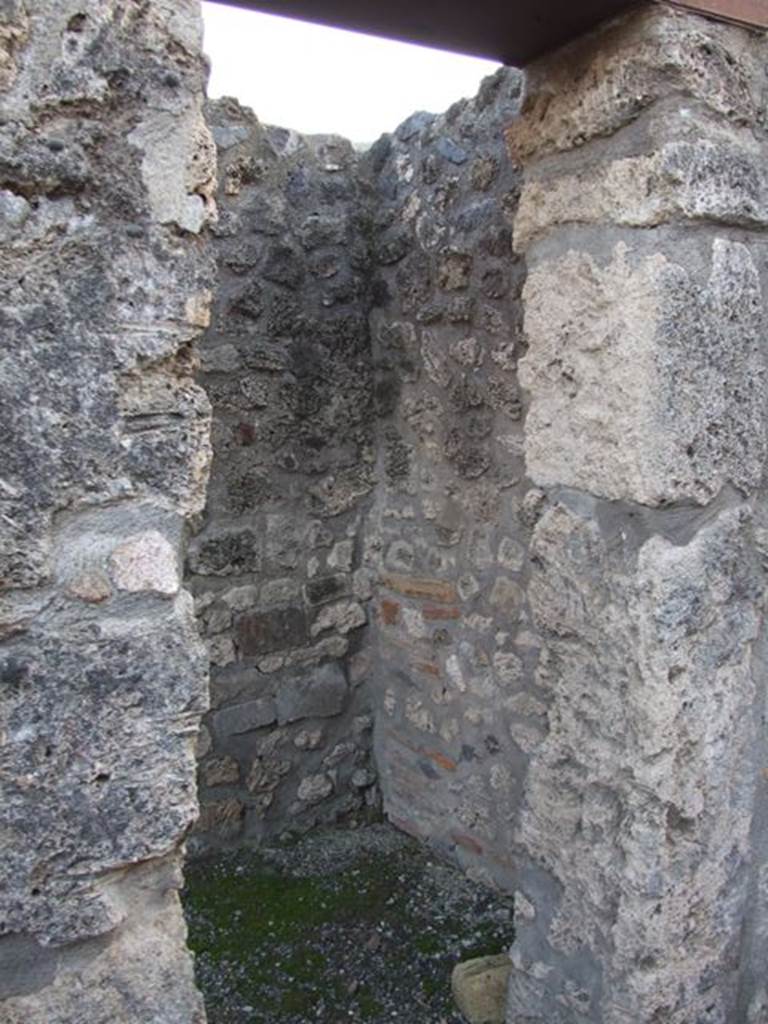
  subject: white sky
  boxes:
[201,2,500,143]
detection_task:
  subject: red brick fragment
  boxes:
[451,831,484,855]
[424,750,457,772]
[422,605,460,621]
[379,598,401,625]
[381,573,458,604]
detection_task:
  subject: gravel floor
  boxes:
[182,824,515,1024]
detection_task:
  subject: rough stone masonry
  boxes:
[188,97,380,849]
[0,1,214,1020]
[3,1,768,1023]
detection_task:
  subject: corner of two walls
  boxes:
[187,68,532,863]
[7,1,768,1022]
[363,70,532,889]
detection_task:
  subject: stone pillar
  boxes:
[507,6,768,1023]
[0,2,215,1021]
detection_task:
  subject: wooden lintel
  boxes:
[662,0,768,30]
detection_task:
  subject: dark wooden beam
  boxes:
[205,0,639,65]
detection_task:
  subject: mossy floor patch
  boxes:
[182,824,514,1024]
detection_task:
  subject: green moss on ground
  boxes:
[182,828,514,1024]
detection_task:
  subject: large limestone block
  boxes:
[515,129,768,250]
[0,598,207,946]
[1,858,205,1024]
[519,237,765,506]
[0,0,215,593]
[509,502,762,1023]
[507,4,764,163]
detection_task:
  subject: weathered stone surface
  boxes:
[109,530,179,596]
[452,954,511,1024]
[515,134,768,249]
[1,860,205,1024]
[310,599,367,638]
[297,772,334,804]
[236,607,308,656]
[508,501,763,1023]
[519,238,765,506]
[201,755,240,787]
[504,12,768,1019]
[276,662,348,725]
[0,601,206,944]
[0,0,213,1018]
[364,66,530,894]
[508,4,765,163]
[213,698,277,737]
[187,98,379,849]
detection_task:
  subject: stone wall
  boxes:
[6,3,768,1023]
[0,1,214,1020]
[361,68,531,888]
[188,99,379,850]
[505,7,768,1022]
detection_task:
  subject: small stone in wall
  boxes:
[196,797,244,837]
[310,599,367,638]
[203,604,232,635]
[450,336,483,368]
[213,697,278,738]
[294,728,324,750]
[468,526,495,571]
[405,695,436,733]
[498,537,525,572]
[323,742,356,768]
[221,584,259,612]
[352,715,373,736]
[457,574,480,602]
[276,661,348,724]
[304,574,350,606]
[260,577,302,608]
[208,634,236,667]
[509,719,546,754]
[351,768,375,789]
[328,539,354,572]
[201,755,240,787]
[488,577,522,616]
[67,570,112,604]
[188,529,262,577]
[110,530,179,595]
[236,606,308,656]
[451,954,511,1024]
[493,651,523,688]
[247,757,291,794]
[297,772,334,804]
[385,539,415,572]
[437,249,472,290]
